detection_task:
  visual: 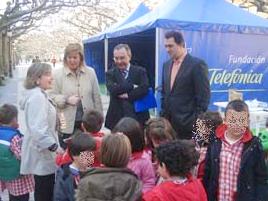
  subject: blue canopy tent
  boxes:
[83,3,150,83]
[101,0,268,110]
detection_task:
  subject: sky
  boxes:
[0,0,8,9]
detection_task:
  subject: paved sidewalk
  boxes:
[0,68,20,105]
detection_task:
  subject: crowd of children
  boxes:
[1,99,268,201]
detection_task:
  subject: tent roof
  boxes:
[106,0,268,38]
[83,3,150,44]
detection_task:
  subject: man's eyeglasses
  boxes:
[114,56,126,61]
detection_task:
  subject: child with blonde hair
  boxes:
[76,133,142,201]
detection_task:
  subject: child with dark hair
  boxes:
[0,104,34,201]
[54,132,96,201]
[81,109,104,137]
[113,117,155,192]
[192,111,223,178]
[203,100,268,201]
[143,140,207,201]
[144,117,176,149]
[56,109,104,168]
[76,133,142,201]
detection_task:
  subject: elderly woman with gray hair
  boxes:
[19,63,61,201]
[49,43,103,148]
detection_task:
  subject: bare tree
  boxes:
[63,5,119,36]
[61,0,131,37]
[60,0,166,37]
[14,26,83,63]
[0,0,101,37]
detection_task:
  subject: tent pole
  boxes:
[104,38,108,73]
[155,27,160,116]
[155,27,159,92]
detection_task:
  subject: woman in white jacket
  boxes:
[20,63,61,201]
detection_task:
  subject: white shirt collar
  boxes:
[126,63,130,71]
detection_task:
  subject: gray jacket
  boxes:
[19,87,58,175]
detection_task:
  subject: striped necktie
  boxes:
[120,69,128,79]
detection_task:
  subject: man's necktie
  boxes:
[120,69,128,79]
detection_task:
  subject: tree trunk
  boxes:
[3,34,9,77]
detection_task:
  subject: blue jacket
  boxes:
[0,126,21,181]
[203,124,268,201]
[54,164,76,201]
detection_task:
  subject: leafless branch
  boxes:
[0,0,101,33]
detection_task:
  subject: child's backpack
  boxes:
[258,129,268,151]
[258,129,268,175]
[0,127,21,181]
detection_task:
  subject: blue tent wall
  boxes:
[84,41,105,83]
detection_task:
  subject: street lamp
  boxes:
[7,31,12,78]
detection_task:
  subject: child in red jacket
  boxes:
[143,140,207,201]
[56,109,104,168]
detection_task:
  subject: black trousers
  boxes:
[58,133,72,150]
[9,193,29,201]
[34,174,55,201]
[59,121,82,149]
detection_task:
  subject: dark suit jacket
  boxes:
[161,54,210,139]
[105,64,150,130]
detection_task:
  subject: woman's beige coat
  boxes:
[49,66,103,134]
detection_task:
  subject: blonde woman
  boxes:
[19,63,61,201]
[49,43,103,149]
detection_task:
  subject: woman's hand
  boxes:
[55,146,64,155]
[118,93,128,99]
[67,95,80,105]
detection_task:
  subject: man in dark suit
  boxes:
[161,31,210,139]
[105,44,150,130]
